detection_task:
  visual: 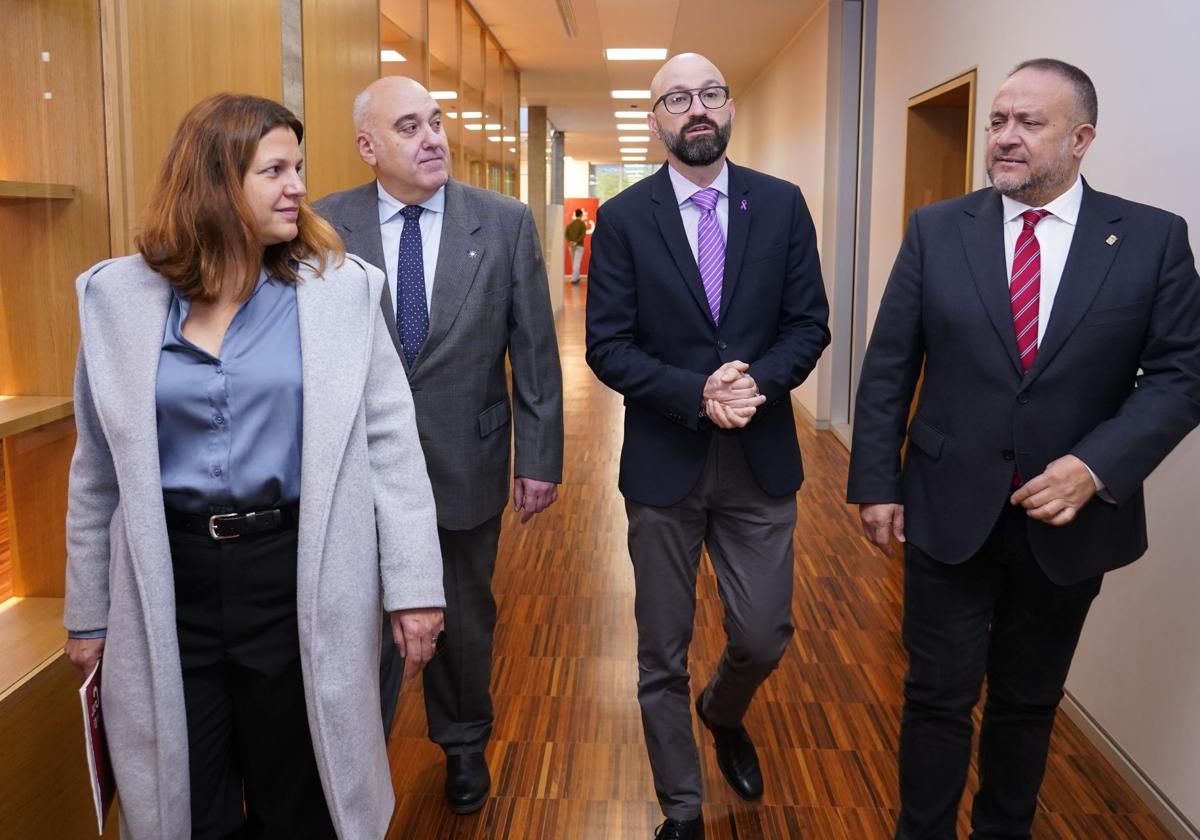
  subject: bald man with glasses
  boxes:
[586,53,830,840]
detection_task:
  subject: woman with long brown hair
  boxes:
[62,93,444,839]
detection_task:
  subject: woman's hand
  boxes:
[64,637,106,683]
[390,608,445,682]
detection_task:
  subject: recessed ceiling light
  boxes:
[622,155,647,162]
[606,48,667,61]
[461,111,483,119]
[616,122,647,131]
[502,135,516,142]
[611,90,651,99]
[464,124,483,131]
[488,136,501,142]
[509,147,517,153]
[430,90,458,100]
[485,123,501,130]
[445,112,458,119]
[620,147,648,154]
[614,111,645,119]
[618,135,650,143]
[381,50,407,62]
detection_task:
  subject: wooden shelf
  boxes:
[0,180,77,200]
[0,395,74,438]
[0,597,66,699]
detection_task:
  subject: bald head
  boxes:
[352,75,449,203]
[650,53,726,102]
[647,53,734,176]
[354,76,434,136]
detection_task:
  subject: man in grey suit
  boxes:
[313,76,564,816]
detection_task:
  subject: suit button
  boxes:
[717,341,727,350]
[1002,449,1015,461]
[1017,394,1030,405]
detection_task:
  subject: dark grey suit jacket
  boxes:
[314,179,564,531]
[847,182,1200,584]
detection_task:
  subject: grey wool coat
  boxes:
[63,253,445,839]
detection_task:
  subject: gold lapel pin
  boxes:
[468,249,478,258]
[1105,234,1118,246]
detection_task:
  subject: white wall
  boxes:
[564,157,590,199]
[865,0,1200,829]
[727,3,830,419]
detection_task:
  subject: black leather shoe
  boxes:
[654,817,704,839]
[445,752,490,815]
[695,691,763,800]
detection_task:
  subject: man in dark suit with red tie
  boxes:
[848,59,1200,839]
[586,53,830,840]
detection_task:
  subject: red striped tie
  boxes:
[1010,209,1051,373]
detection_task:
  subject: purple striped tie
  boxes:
[691,188,724,323]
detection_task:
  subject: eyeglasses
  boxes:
[652,86,730,115]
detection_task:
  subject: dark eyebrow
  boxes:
[391,112,421,130]
[391,108,443,130]
[664,80,724,94]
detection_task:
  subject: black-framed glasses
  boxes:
[652,86,730,115]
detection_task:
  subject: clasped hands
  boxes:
[703,361,765,429]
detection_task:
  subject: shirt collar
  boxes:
[667,161,729,209]
[377,181,447,224]
[1001,174,1083,226]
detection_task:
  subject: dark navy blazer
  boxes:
[586,161,831,507]
[847,182,1200,584]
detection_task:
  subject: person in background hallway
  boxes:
[847,59,1200,840]
[313,76,564,817]
[585,53,830,840]
[62,93,445,839]
[566,207,588,284]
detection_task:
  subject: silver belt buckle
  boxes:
[208,512,241,540]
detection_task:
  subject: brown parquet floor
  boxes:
[385,283,1170,839]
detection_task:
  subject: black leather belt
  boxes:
[165,505,300,541]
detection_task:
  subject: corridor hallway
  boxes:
[384,285,1169,840]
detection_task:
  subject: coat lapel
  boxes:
[329,181,387,270]
[1026,184,1124,382]
[418,179,484,370]
[78,259,173,578]
[958,189,1025,376]
[650,166,714,326]
[718,162,751,322]
[294,261,373,605]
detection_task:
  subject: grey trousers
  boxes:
[626,432,797,821]
[380,513,503,755]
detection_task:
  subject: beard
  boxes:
[987,134,1074,204]
[660,115,732,167]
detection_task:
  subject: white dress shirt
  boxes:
[1001,175,1108,496]
[1002,174,1083,345]
[667,162,730,263]
[378,182,446,311]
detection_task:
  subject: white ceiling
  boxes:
[468,0,825,163]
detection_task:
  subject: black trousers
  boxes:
[380,513,503,756]
[896,504,1103,840]
[171,525,336,840]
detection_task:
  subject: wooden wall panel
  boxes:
[0,651,119,839]
[5,418,75,598]
[0,0,110,396]
[104,0,283,252]
[302,0,380,201]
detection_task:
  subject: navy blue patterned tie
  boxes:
[396,204,428,367]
